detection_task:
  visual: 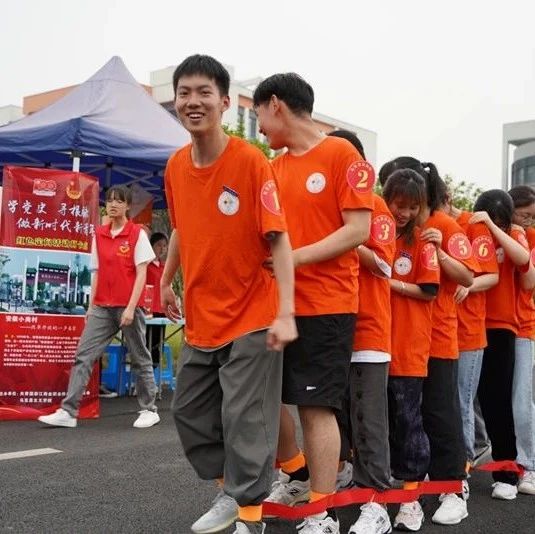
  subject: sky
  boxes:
[1,0,535,190]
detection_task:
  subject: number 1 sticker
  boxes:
[347,161,375,193]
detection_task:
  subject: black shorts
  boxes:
[282,313,356,410]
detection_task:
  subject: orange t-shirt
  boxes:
[423,210,480,359]
[272,136,374,315]
[390,228,441,377]
[456,211,499,351]
[486,228,530,334]
[353,194,395,353]
[164,136,287,348]
[516,227,535,339]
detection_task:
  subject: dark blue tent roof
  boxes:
[0,56,190,208]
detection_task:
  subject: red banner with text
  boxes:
[0,166,100,420]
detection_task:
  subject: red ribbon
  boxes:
[262,460,524,520]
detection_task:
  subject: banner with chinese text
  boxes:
[0,166,99,420]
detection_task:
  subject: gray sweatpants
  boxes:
[172,330,282,506]
[62,306,157,417]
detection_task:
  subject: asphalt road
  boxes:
[1,393,534,534]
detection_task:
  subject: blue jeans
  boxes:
[458,349,484,462]
[513,337,535,471]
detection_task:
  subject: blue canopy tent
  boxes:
[0,56,190,208]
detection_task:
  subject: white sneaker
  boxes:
[38,408,77,428]
[232,521,266,534]
[393,501,424,532]
[264,470,310,507]
[297,512,339,533]
[491,482,518,500]
[348,502,392,534]
[133,410,160,428]
[191,490,238,533]
[518,471,535,495]
[431,493,468,525]
[335,460,353,490]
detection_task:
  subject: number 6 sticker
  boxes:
[472,235,495,262]
[347,161,375,193]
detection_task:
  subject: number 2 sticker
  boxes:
[347,161,375,193]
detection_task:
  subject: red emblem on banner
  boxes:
[447,232,472,260]
[346,161,375,193]
[421,243,439,271]
[371,215,395,244]
[472,235,495,263]
[261,180,282,215]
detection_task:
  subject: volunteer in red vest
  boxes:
[38,185,159,429]
[145,232,169,367]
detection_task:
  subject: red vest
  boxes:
[146,260,165,313]
[93,221,142,307]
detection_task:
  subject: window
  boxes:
[249,109,257,139]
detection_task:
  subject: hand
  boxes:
[266,314,298,351]
[161,283,182,322]
[120,307,135,327]
[511,223,525,233]
[263,249,303,272]
[454,284,470,304]
[420,227,443,247]
[469,211,492,227]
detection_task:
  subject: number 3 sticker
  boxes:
[447,232,472,260]
[371,215,395,244]
[347,161,375,193]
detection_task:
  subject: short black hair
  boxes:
[508,185,535,209]
[173,54,230,96]
[473,189,514,231]
[150,232,168,246]
[253,73,314,115]
[105,185,131,205]
[328,129,366,160]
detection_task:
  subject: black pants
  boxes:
[478,329,518,485]
[422,358,467,481]
[145,313,166,367]
[388,376,430,481]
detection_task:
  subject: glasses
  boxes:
[514,210,535,222]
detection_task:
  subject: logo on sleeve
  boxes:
[472,235,495,263]
[306,172,326,194]
[218,186,240,216]
[371,215,395,244]
[346,161,375,193]
[447,232,472,260]
[394,253,413,276]
[261,180,282,215]
[421,243,439,271]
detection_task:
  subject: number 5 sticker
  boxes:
[447,232,472,260]
[347,161,375,193]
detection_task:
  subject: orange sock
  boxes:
[279,451,306,474]
[238,505,263,522]
[309,490,332,503]
[403,481,419,490]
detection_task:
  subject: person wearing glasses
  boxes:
[38,185,159,429]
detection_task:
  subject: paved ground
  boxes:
[1,392,534,534]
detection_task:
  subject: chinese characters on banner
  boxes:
[0,166,99,420]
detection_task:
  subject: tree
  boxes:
[222,120,273,159]
[443,174,483,212]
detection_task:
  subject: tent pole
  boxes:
[71,150,82,172]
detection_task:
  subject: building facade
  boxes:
[502,120,535,190]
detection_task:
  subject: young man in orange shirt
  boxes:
[253,74,373,534]
[161,55,297,534]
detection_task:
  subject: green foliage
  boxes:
[444,174,484,212]
[222,120,273,159]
